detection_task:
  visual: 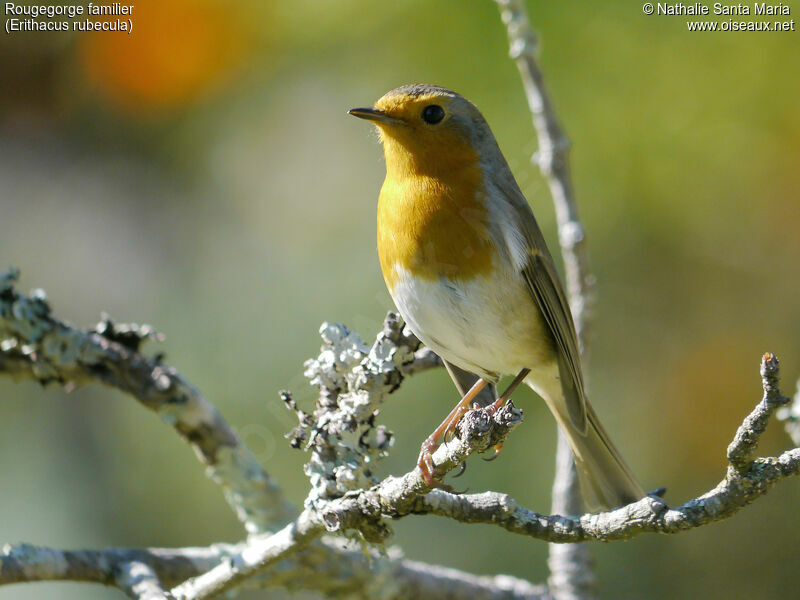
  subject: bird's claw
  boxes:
[482,441,505,462]
[417,441,454,491]
[442,405,471,443]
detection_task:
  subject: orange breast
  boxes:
[377,140,494,292]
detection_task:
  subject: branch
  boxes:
[170,510,323,599]
[403,354,798,541]
[1,540,546,600]
[0,269,294,534]
[495,1,595,596]
[728,353,791,471]
[288,344,798,548]
[404,346,444,375]
[495,0,593,338]
[170,401,523,600]
[178,318,797,597]
[408,452,799,541]
[547,434,591,596]
[0,543,222,587]
[318,400,523,539]
[172,315,524,597]
[293,324,792,562]
[390,558,548,600]
[115,561,173,600]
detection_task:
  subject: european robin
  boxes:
[349,84,644,510]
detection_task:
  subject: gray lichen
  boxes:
[298,316,417,506]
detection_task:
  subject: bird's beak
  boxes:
[348,107,404,126]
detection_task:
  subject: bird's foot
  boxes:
[441,402,476,444]
[417,436,455,491]
[415,376,491,487]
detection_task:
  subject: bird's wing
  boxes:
[494,172,588,433]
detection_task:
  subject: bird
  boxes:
[349,84,644,511]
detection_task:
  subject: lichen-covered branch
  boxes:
[170,510,323,600]
[273,350,797,551]
[316,400,523,539]
[177,317,796,596]
[283,352,797,547]
[0,268,294,534]
[406,450,799,542]
[0,540,547,600]
[170,316,524,598]
[403,346,443,375]
[115,561,173,600]
[262,537,548,599]
[171,415,529,600]
[728,353,791,471]
[0,543,223,587]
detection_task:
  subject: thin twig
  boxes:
[495,1,594,597]
[728,353,791,471]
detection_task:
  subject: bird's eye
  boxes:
[421,104,445,125]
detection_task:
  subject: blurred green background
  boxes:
[1,1,799,598]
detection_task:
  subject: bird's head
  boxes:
[349,84,495,178]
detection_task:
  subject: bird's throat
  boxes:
[377,140,494,292]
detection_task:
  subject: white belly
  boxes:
[389,264,555,380]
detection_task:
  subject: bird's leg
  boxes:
[483,368,530,462]
[487,367,530,413]
[417,377,488,487]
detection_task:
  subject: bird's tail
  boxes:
[545,394,645,512]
